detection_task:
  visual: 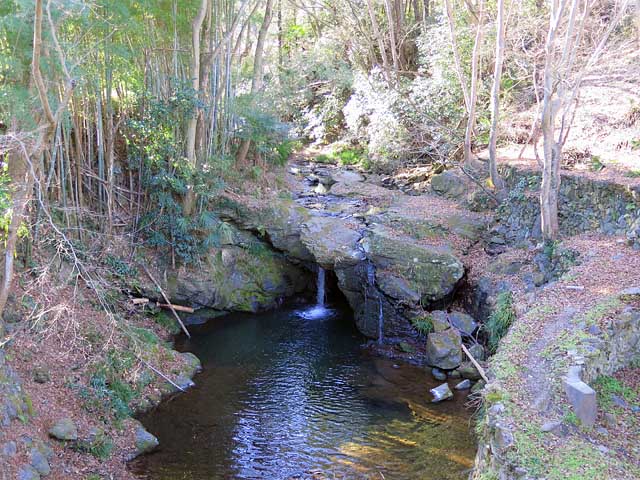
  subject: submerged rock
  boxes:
[454,379,472,390]
[426,329,462,370]
[431,368,447,381]
[48,418,78,441]
[430,383,454,403]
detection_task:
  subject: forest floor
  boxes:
[0,246,197,480]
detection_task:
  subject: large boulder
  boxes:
[364,227,465,305]
[142,240,310,313]
[431,170,471,200]
[214,195,315,262]
[299,216,364,268]
[334,264,414,339]
[426,329,462,369]
[430,169,491,211]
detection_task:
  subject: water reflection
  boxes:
[130,305,475,479]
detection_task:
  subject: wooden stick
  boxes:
[139,263,191,338]
[137,356,186,393]
[157,303,194,313]
[131,298,149,305]
[461,343,490,384]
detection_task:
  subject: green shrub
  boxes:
[485,291,516,353]
[104,255,137,278]
[411,315,433,335]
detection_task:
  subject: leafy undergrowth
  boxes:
[315,144,371,169]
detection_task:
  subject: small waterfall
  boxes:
[317,267,326,307]
[365,261,384,344]
[296,266,332,320]
[377,297,384,345]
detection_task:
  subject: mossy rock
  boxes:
[365,227,465,304]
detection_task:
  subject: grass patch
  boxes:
[484,291,516,353]
[593,375,638,411]
[411,314,433,335]
[152,310,181,335]
[74,433,114,460]
[564,410,581,427]
[581,297,623,326]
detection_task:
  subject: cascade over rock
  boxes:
[145,163,472,341]
[207,185,468,340]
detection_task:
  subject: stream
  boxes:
[130,301,475,479]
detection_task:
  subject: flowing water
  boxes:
[130,304,476,480]
[317,267,326,306]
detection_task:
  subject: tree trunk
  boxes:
[236,0,274,166]
[0,152,34,324]
[444,0,470,112]
[539,0,566,241]
[366,0,392,84]
[463,0,485,165]
[183,0,209,216]
[384,0,401,75]
[635,0,640,48]
[488,0,506,191]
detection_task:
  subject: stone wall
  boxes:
[495,166,640,248]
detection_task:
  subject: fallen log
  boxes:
[157,303,194,314]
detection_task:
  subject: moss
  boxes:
[582,297,623,326]
[484,389,506,404]
[152,311,181,335]
[593,375,638,411]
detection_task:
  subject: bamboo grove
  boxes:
[0,1,285,269]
